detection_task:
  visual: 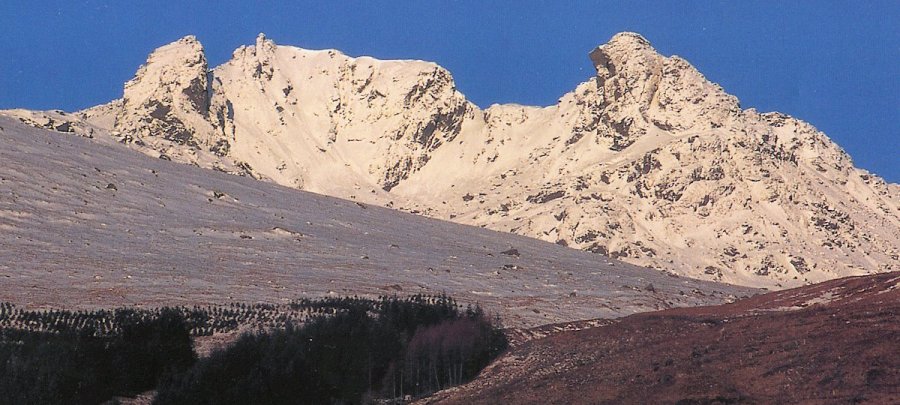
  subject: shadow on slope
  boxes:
[421,272,900,404]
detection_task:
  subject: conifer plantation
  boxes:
[0,295,507,404]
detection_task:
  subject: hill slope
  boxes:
[0,116,752,327]
[420,272,900,404]
[6,32,898,288]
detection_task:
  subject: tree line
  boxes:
[0,295,507,404]
[155,294,507,404]
[0,308,195,404]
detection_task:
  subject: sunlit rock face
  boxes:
[37,32,896,288]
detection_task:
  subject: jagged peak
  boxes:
[606,32,653,49]
[229,33,276,61]
[126,36,208,89]
[151,35,205,59]
[50,30,896,289]
[588,32,660,77]
[254,32,277,54]
[176,35,200,45]
[124,34,209,97]
[114,33,217,149]
[582,32,742,132]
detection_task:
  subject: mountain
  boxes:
[0,115,753,327]
[418,271,900,404]
[5,32,898,288]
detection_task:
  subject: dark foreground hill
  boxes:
[420,272,900,404]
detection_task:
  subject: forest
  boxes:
[0,307,195,404]
[0,295,507,404]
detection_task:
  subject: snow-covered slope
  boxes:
[0,116,752,327]
[6,32,897,288]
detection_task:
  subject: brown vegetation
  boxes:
[422,272,900,404]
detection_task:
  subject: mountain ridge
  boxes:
[0,114,753,328]
[4,32,897,289]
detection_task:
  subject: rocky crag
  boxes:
[5,32,897,288]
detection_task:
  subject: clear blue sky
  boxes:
[1,1,897,182]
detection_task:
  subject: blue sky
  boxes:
[1,1,897,181]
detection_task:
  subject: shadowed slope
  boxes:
[421,272,899,404]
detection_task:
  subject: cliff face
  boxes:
[203,33,476,193]
[26,32,897,288]
[113,37,216,157]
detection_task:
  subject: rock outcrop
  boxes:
[115,36,216,147]
[12,32,896,288]
[0,114,755,327]
[108,36,245,173]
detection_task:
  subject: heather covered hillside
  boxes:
[420,272,900,404]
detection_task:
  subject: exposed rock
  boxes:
[0,114,755,328]
[500,248,520,257]
[526,190,566,204]
[116,36,216,146]
[109,36,242,173]
[52,32,900,289]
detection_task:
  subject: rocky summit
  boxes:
[6,32,898,289]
